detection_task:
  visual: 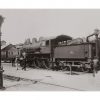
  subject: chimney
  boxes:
[32,38,37,45]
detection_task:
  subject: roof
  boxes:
[40,34,72,41]
[55,35,72,41]
[1,44,9,50]
[1,44,15,50]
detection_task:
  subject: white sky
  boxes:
[0,9,100,44]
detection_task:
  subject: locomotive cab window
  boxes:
[46,41,49,46]
[58,41,67,46]
[11,52,13,55]
[41,41,46,46]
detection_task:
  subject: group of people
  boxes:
[11,56,27,71]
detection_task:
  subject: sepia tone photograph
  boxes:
[0,9,100,91]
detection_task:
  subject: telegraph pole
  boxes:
[0,15,4,89]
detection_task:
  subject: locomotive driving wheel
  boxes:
[45,59,53,70]
[59,62,65,70]
[34,58,40,69]
[79,63,90,72]
[41,59,49,69]
[55,60,65,71]
[45,59,52,69]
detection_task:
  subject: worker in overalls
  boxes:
[93,57,99,73]
[19,56,24,67]
[22,57,27,71]
[15,56,19,70]
[91,57,99,77]
[22,52,27,71]
[12,57,15,67]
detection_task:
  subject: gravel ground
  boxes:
[4,79,75,91]
[2,63,100,91]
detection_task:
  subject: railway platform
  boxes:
[2,63,100,91]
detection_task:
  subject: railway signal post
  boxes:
[0,15,4,89]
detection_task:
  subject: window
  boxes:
[41,41,46,46]
[9,52,10,55]
[18,52,19,55]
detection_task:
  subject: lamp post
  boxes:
[0,15,4,89]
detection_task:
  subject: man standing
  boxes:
[19,56,24,67]
[93,57,99,74]
[15,56,19,70]
[12,57,15,67]
[22,52,27,71]
[22,57,27,71]
[91,57,99,77]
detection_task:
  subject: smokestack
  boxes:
[24,38,31,45]
[32,38,37,45]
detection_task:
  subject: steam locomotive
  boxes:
[20,29,100,72]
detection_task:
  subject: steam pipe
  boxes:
[86,29,100,59]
